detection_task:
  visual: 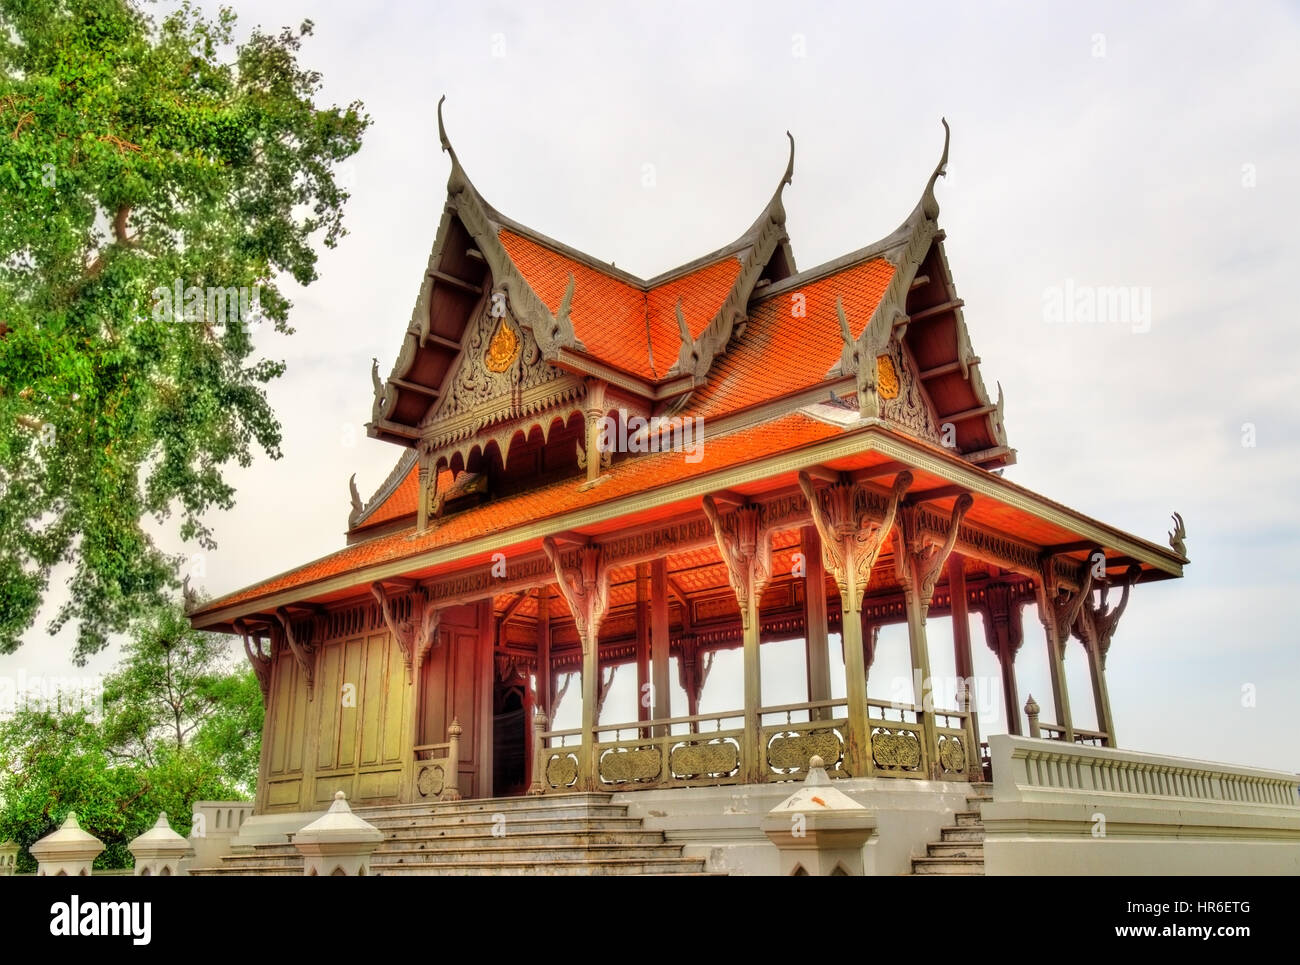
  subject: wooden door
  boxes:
[419,602,491,798]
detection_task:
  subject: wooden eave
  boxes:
[191,417,1182,633]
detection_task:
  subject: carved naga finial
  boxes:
[1168,512,1187,557]
[349,473,363,524]
[370,356,386,422]
[436,94,455,159]
[920,118,950,221]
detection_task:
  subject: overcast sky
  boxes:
[4,1,1298,774]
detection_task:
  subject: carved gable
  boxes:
[430,302,556,422]
[879,339,942,444]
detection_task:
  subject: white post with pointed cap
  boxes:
[30,812,104,876]
[0,840,19,875]
[292,791,384,876]
[760,755,877,875]
[129,813,192,876]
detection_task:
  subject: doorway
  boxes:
[492,681,528,796]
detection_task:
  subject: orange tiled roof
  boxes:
[356,468,459,530]
[498,228,741,381]
[687,258,895,418]
[645,258,743,377]
[358,463,419,526]
[199,412,840,614]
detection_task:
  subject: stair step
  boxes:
[382,830,666,851]
[939,827,985,843]
[363,804,630,827]
[911,856,985,875]
[379,818,646,838]
[953,811,984,827]
[377,844,688,864]
[372,856,706,876]
[926,842,984,859]
[357,793,613,818]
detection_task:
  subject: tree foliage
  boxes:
[0,601,261,871]
[0,0,369,658]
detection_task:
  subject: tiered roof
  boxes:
[193,103,1184,629]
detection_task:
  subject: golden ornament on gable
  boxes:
[485,319,520,372]
[876,354,899,399]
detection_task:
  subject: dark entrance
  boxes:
[492,681,528,796]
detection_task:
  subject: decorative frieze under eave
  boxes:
[192,421,1184,635]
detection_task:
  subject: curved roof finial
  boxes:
[437,94,456,160]
[920,117,950,221]
[739,130,796,241]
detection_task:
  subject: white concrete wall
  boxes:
[982,735,1300,875]
[614,778,972,875]
[188,801,258,870]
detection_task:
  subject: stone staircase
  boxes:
[191,793,710,876]
[909,782,990,876]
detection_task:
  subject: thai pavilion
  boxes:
[185,102,1245,877]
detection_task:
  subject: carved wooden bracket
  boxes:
[595,664,619,720]
[864,623,881,670]
[1039,556,1094,660]
[982,581,1025,661]
[702,496,774,630]
[273,607,316,701]
[495,652,527,682]
[235,619,272,703]
[798,470,913,612]
[372,583,441,681]
[1074,563,1141,670]
[896,493,974,615]
[543,538,610,652]
[550,672,574,728]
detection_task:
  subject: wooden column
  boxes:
[536,587,551,723]
[635,563,650,734]
[1076,564,1139,748]
[982,580,1024,736]
[1036,557,1092,745]
[650,558,671,735]
[582,378,608,482]
[703,496,773,784]
[802,525,832,720]
[947,554,979,750]
[895,495,974,780]
[416,461,430,533]
[680,636,701,722]
[799,471,913,777]
[543,539,610,791]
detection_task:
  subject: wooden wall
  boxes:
[257,600,491,812]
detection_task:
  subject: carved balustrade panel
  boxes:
[597,745,664,786]
[667,736,742,783]
[543,750,581,790]
[412,742,453,800]
[762,723,848,779]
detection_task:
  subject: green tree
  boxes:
[0,601,261,870]
[0,0,369,658]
